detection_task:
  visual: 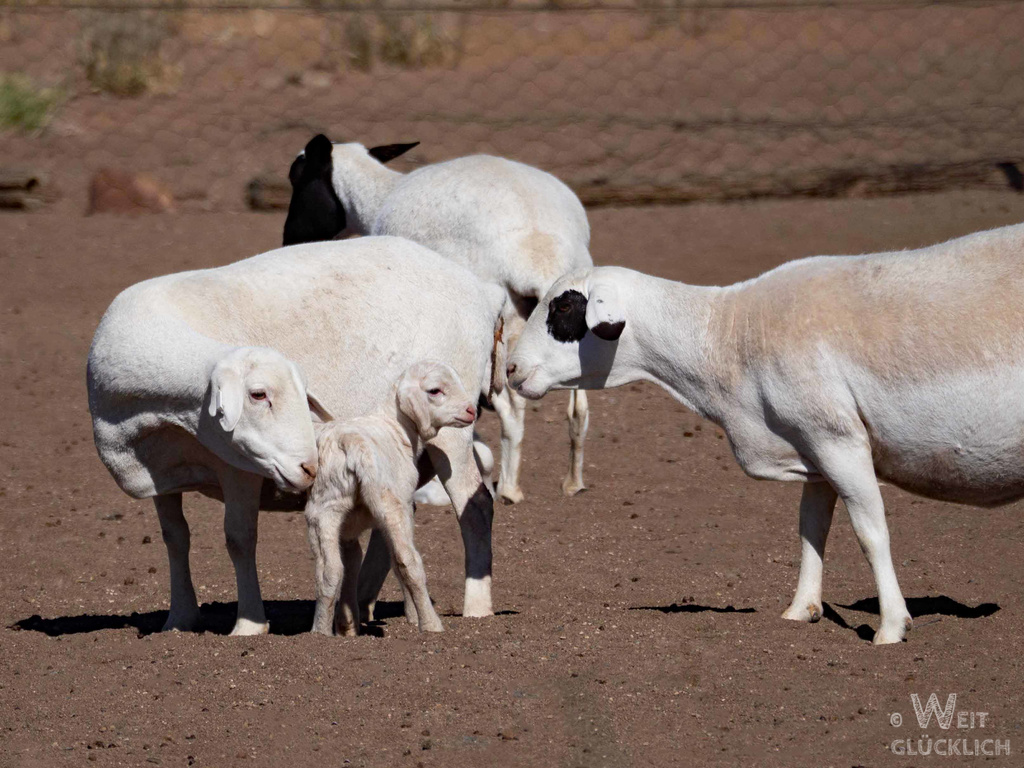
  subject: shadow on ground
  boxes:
[822,595,1000,643]
[9,599,407,637]
[10,599,520,637]
[630,602,756,614]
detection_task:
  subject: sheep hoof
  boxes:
[873,615,912,645]
[498,485,524,505]
[561,476,586,496]
[781,602,822,623]
[420,619,444,633]
[161,611,201,633]
[229,618,270,636]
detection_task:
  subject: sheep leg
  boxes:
[221,470,269,636]
[357,529,393,622]
[492,386,526,504]
[562,389,589,496]
[305,502,345,636]
[335,538,363,636]
[427,430,494,618]
[153,493,201,632]
[782,482,837,623]
[811,440,912,644]
[368,493,442,633]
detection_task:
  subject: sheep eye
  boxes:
[428,388,443,396]
[556,303,570,313]
[251,390,267,401]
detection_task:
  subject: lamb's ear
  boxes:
[209,365,244,432]
[368,142,419,164]
[585,282,626,341]
[307,391,335,423]
[397,380,433,437]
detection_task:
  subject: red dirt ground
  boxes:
[2,191,1023,767]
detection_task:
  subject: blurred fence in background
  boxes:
[1,0,1023,213]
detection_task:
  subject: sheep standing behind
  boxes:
[282,135,593,503]
[306,362,477,635]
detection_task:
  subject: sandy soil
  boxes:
[2,190,1023,767]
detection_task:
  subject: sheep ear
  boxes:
[368,142,419,164]
[304,134,334,166]
[397,381,433,436]
[490,315,506,396]
[585,282,626,341]
[209,366,244,432]
[307,391,335,423]
[287,153,306,187]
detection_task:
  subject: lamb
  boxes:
[282,134,593,504]
[88,236,506,634]
[506,222,1024,644]
[306,361,477,635]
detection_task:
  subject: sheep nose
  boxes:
[465,404,477,421]
[301,461,317,480]
[506,362,517,379]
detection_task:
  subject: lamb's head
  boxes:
[282,133,419,247]
[207,347,333,492]
[396,361,476,441]
[506,268,630,400]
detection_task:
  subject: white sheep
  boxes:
[306,361,477,635]
[88,236,506,634]
[282,134,593,503]
[506,223,1024,644]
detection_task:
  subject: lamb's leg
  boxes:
[357,528,393,622]
[397,571,419,626]
[153,493,200,632]
[221,470,269,636]
[427,429,494,618]
[305,502,345,636]
[335,538,363,636]
[492,386,526,504]
[368,494,442,633]
[562,390,589,496]
[782,481,837,623]
[810,439,912,644]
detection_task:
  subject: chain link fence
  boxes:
[1,0,1023,212]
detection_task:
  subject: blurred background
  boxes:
[1,0,1023,215]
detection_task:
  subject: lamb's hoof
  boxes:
[333,623,358,638]
[420,619,444,633]
[873,615,913,645]
[561,476,586,497]
[229,617,270,636]
[404,607,420,626]
[781,602,822,623]
[498,485,524,505]
[359,601,376,623]
[161,611,201,633]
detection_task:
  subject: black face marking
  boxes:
[546,289,589,343]
[282,133,346,246]
[368,142,420,164]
